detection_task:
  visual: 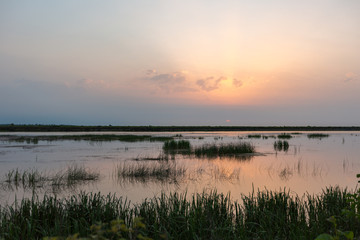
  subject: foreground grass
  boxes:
[0,187,358,240]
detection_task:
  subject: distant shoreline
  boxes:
[1,124,360,132]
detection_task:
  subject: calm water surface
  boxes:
[1,131,359,205]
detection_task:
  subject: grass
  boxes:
[247,134,262,138]
[133,153,171,161]
[1,165,100,191]
[307,133,330,139]
[194,142,255,158]
[3,169,46,189]
[0,187,359,239]
[162,140,191,152]
[277,133,293,139]
[115,162,186,183]
[274,140,289,152]
[2,134,174,143]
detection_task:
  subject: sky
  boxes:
[1,0,360,126]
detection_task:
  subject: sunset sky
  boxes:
[1,1,360,125]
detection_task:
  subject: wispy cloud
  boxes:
[145,69,157,75]
[232,78,243,87]
[343,72,358,82]
[142,70,196,93]
[196,76,226,91]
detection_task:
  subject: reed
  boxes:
[247,134,262,138]
[274,140,289,152]
[0,187,358,240]
[277,133,292,139]
[162,140,191,152]
[194,142,255,158]
[307,133,329,139]
[2,165,100,191]
[115,162,186,183]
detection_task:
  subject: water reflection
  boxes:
[0,131,360,205]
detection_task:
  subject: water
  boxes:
[1,131,359,205]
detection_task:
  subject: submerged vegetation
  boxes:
[0,187,359,239]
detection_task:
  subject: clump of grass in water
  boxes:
[162,140,191,151]
[2,165,100,191]
[307,133,329,139]
[274,140,289,152]
[66,165,100,182]
[247,134,262,139]
[3,169,47,189]
[277,133,292,139]
[116,162,186,182]
[194,142,255,158]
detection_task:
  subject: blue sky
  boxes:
[1,1,360,125]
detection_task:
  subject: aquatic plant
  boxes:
[0,188,358,239]
[247,134,262,138]
[274,140,289,152]
[115,162,186,183]
[194,142,255,158]
[162,140,191,152]
[277,133,292,139]
[307,133,330,139]
[1,165,100,192]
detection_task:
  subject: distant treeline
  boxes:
[1,124,360,132]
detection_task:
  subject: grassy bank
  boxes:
[0,187,358,240]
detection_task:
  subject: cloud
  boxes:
[150,72,186,84]
[143,71,196,93]
[344,72,358,82]
[232,78,243,87]
[196,76,226,91]
[145,69,157,75]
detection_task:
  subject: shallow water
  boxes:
[0,131,359,205]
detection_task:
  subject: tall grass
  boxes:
[274,140,289,152]
[277,133,292,139]
[307,133,330,139]
[0,188,358,240]
[1,165,100,192]
[115,162,186,183]
[162,140,191,154]
[247,134,262,138]
[194,142,255,158]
